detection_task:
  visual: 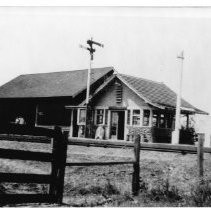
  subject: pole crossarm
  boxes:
[177,52,184,60]
[80,37,104,61]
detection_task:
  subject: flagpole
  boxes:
[172,51,184,144]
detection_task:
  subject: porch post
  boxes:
[69,109,74,137]
[35,104,38,126]
[149,109,153,127]
[106,110,111,139]
[186,114,189,129]
[124,110,127,140]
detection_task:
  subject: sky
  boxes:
[0,7,211,114]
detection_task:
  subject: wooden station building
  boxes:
[0,67,207,143]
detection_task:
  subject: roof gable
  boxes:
[0,67,114,98]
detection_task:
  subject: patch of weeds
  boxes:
[102,179,120,197]
[123,191,134,201]
[139,177,148,193]
[104,192,134,207]
[148,178,182,202]
[190,180,211,207]
[76,187,89,196]
[67,179,120,198]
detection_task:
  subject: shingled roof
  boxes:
[117,73,208,114]
[0,66,207,114]
[0,67,114,98]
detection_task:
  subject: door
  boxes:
[111,111,118,139]
[110,111,125,140]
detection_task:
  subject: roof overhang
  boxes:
[65,105,86,109]
[109,106,127,110]
[162,105,209,115]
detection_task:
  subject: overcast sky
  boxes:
[0,7,211,114]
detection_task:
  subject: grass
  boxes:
[0,140,211,207]
[188,179,211,207]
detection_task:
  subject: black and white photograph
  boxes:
[0,3,211,207]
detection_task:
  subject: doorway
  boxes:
[110,111,125,140]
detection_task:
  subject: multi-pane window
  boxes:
[96,109,104,124]
[132,109,140,126]
[159,114,166,128]
[152,113,158,127]
[78,109,86,124]
[127,110,131,125]
[143,110,150,126]
[152,112,173,128]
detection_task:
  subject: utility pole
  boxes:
[79,38,104,138]
[172,51,184,144]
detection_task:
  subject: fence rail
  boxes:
[0,173,52,184]
[2,133,210,155]
[0,134,51,143]
[66,161,135,166]
[0,194,55,205]
[0,148,52,162]
[0,124,56,137]
[68,137,211,154]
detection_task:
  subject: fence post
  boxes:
[49,126,60,202]
[49,126,67,204]
[132,135,140,196]
[56,130,68,204]
[197,133,204,180]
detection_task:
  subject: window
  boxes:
[143,110,150,126]
[96,109,104,124]
[159,114,166,128]
[152,113,158,127]
[132,109,140,126]
[78,109,86,124]
[152,112,169,128]
[127,110,131,125]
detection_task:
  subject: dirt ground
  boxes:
[0,140,211,207]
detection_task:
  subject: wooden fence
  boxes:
[0,128,209,204]
[0,124,67,205]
